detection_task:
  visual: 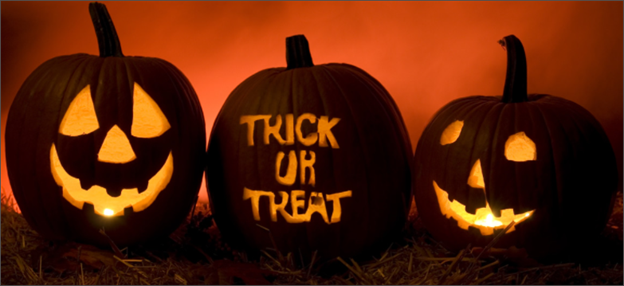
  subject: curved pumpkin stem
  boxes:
[286,35,314,69]
[89,2,124,57]
[499,35,528,103]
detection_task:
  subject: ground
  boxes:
[1,192,622,285]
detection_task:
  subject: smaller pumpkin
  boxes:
[6,2,206,246]
[413,35,617,259]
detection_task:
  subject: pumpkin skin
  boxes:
[206,35,412,261]
[413,35,617,259]
[5,3,206,247]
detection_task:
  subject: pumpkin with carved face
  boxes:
[5,3,206,246]
[413,35,617,259]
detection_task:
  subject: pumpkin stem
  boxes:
[286,35,314,69]
[499,35,528,103]
[89,2,124,57]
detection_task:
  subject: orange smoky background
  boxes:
[2,1,622,208]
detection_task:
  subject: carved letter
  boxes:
[299,150,316,186]
[290,190,307,222]
[326,190,352,223]
[270,191,298,223]
[318,116,340,148]
[240,115,269,146]
[264,115,285,145]
[275,151,297,186]
[304,192,330,224]
[285,114,295,145]
[243,187,274,221]
[295,113,318,146]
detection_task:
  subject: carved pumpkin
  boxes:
[5,3,206,246]
[413,35,618,259]
[206,35,412,261]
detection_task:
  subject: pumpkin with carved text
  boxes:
[5,3,206,246]
[413,35,617,259]
[206,35,412,261]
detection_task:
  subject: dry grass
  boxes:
[2,192,622,285]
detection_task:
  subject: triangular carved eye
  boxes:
[131,83,170,138]
[59,85,100,136]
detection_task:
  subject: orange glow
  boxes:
[51,143,173,217]
[434,181,534,236]
[434,159,534,235]
[242,188,352,224]
[131,82,171,138]
[1,2,622,210]
[97,125,136,164]
[505,132,537,162]
[103,208,114,216]
[440,120,463,145]
[59,85,99,136]
[275,150,297,186]
[467,159,485,189]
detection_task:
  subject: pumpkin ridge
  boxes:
[238,73,271,208]
[149,57,206,187]
[511,103,530,213]
[537,102,577,207]
[531,102,578,245]
[43,58,103,236]
[430,104,456,198]
[160,57,205,126]
[485,103,513,217]
[458,100,496,213]
[6,86,46,234]
[337,64,413,220]
[482,102,511,216]
[147,59,183,135]
[53,57,100,194]
[510,103,524,213]
[336,65,408,149]
[307,67,342,252]
[325,64,410,251]
[318,65,374,251]
[122,59,169,194]
[437,98,482,202]
[526,103,555,214]
[539,98,616,200]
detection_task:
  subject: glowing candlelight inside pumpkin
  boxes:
[433,158,534,235]
[103,208,114,216]
[475,212,503,227]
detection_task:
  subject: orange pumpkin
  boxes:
[206,35,413,261]
[413,35,617,259]
[5,3,206,246]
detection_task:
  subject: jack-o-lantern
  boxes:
[5,3,206,246]
[414,35,618,259]
[206,35,412,261]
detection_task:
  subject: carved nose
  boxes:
[467,159,485,189]
[98,125,136,163]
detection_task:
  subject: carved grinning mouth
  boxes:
[50,144,173,217]
[432,160,534,236]
[433,181,533,235]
